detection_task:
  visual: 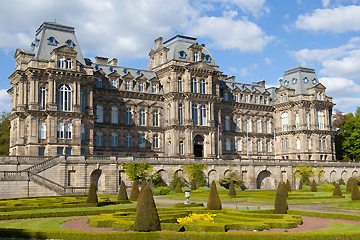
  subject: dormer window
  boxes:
[179,50,187,59]
[47,37,58,46]
[125,81,130,91]
[96,77,103,88]
[304,77,308,83]
[152,84,157,93]
[58,57,65,68]
[284,80,289,86]
[139,82,144,92]
[123,68,128,74]
[292,78,297,84]
[66,59,73,70]
[65,39,75,48]
[194,52,199,62]
[312,78,317,84]
[205,55,211,63]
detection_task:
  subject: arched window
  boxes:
[57,122,65,139]
[139,108,146,126]
[57,84,72,111]
[247,119,252,133]
[192,103,198,125]
[191,77,197,93]
[125,133,132,148]
[111,132,118,147]
[281,112,288,131]
[111,106,118,124]
[256,120,262,133]
[200,104,207,126]
[38,121,46,140]
[267,120,271,134]
[96,105,104,123]
[200,79,206,94]
[125,107,132,125]
[152,110,159,127]
[178,77,182,93]
[152,134,159,149]
[236,138,242,152]
[65,122,72,139]
[95,131,104,147]
[139,133,146,148]
[295,112,300,129]
[236,118,241,132]
[225,116,231,131]
[296,138,301,150]
[317,111,325,130]
[179,140,184,155]
[225,138,231,151]
[39,87,46,110]
[178,103,183,125]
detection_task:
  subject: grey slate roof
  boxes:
[281,67,320,95]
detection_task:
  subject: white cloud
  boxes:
[322,0,331,7]
[321,50,360,78]
[189,13,273,52]
[295,5,360,32]
[230,0,269,17]
[0,89,11,113]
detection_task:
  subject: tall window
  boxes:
[125,107,132,125]
[111,132,118,147]
[225,138,231,151]
[125,133,132,148]
[65,122,72,139]
[200,104,207,126]
[247,139,252,152]
[66,59,72,70]
[267,120,272,133]
[306,112,310,129]
[267,141,272,153]
[317,111,325,130]
[152,84,157,93]
[80,89,86,113]
[225,116,231,131]
[111,106,118,124]
[57,84,72,111]
[281,112,288,131]
[257,140,263,152]
[236,118,241,132]
[178,77,182,93]
[200,79,206,94]
[152,134,159,148]
[139,82,144,92]
[139,133,146,148]
[38,121,46,140]
[125,81,130,91]
[96,77,102,88]
[194,52,199,62]
[81,123,85,142]
[39,87,46,110]
[58,58,65,68]
[295,113,300,129]
[96,105,104,123]
[178,103,183,125]
[152,110,159,127]
[139,108,146,126]
[296,138,301,150]
[192,103,198,125]
[256,120,262,133]
[236,138,242,152]
[308,138,312,150]
[57,122,65,139]
[95,131,104,147]
[191,77,197,93]
[247,119,252,133]
[179,141,184,155]
[111,79,117,89]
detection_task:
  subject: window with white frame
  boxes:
[57,122,65,139]
[281,112,288,131]
[236,138,242,152]
[191,77,197,93]
[200,104,207,126]
[96,105,104,123]
[125,107,132,125]
[225,116,231,131]
[152,84,157,93]
[295,112,300,129]
[296,138,301,150]
[125,81,130,91]
[306,112,310,129]
[139,82,144,92]
[200,79,206,94]
[39,87,46,110]
[111,106,118,124]
[58,57,65,68]
[178,77,183,93]
[139,108,146,126]
[247,139,252,152]
[152,134,159,148]
[308,138,312,150]
[317,111,325,130]
[247,119,252,133]
[256,119,262,133]
[66,59,72,70]
[236,118,241,132]
[267,141,272,152]
[111,79,117,89]
[65,122,72,139]
[139,133,146,148]
[225,138,231,151]
[192,103,198,125]
[257,140,263,152]
[179,140,184,155]
[178,103,183,125]
[57,84,72,111]
[125,133,132,148]
[194,52,199,62]
[267,120,271,133]
[95,131,104,147]
[111,132,119,147]
[38,121,46,140]
[152,110,159,127]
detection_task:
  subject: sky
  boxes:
[1,0,360,113]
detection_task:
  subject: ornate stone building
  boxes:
[8,22,335,161]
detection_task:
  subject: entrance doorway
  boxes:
[193,135,204,158]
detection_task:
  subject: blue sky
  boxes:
[1,0,360,113]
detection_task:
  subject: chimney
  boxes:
[108,58,118,66]
[257,80,265,86]
[155,37,163,50]
[95,56,108,64]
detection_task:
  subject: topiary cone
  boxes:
[118,180,128,201]
[351,183,360,200]
[175,181,183,193]
[311,180,317,192]
[130,181,140,201]
[133,183,161,232]
[346,178,356,192]
[86,181,98,203]
[228,181,236,197]
[274,182,288,214]
[191,179,198,190]
[285,179,292,192]
[333,182,342,197]
[207,180,222,210]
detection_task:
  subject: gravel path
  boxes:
[62,217,118,232]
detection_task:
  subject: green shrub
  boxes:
[332,182,342,197]
[170,174,185,190]
[86,181,98,204]
[130,181,140,201]
[228,181,236,197]
[351,184,360,200]
[191,179,198,190]
[134,183,161,232]
[175,181,183,193]
[151,173,167,187]
[346,177,358,192]
[285,179,291,192]
[118,180,128,201]
[298,180,303,190]
[184,164,206,188]
[219,172,243,189]
[156,186,171,195]
[207,181,222,210]
[274,182,288,214]
[338,178,345,185]
[174,203,204,208]
[311,180,317,192]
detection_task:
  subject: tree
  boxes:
[133,183,161,232]
[351,184,360,200]
[285,179,291,192]
[228,181,236,197]
[118,180,128,201]
[311,180,317,192]
[274,182,288,214]
[333,182,342,197]
[0,118,10,156]
[86,181,98,203]
[219,172,244,190]
[184,164,206,189]
[340,108,360,161]
[207,180,222,210]
[295,166,314,185]
[130,181,140,201]
[175,181,183,193]
[346,178,358,192]
[123,163,153,182]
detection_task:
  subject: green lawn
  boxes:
[0,217,78,231]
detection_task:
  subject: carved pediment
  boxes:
[309,82,326,90]
[186,61,217,72]
[51,45,77,56]
[108,70,120,78]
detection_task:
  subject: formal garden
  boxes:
[0,163,359,239]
